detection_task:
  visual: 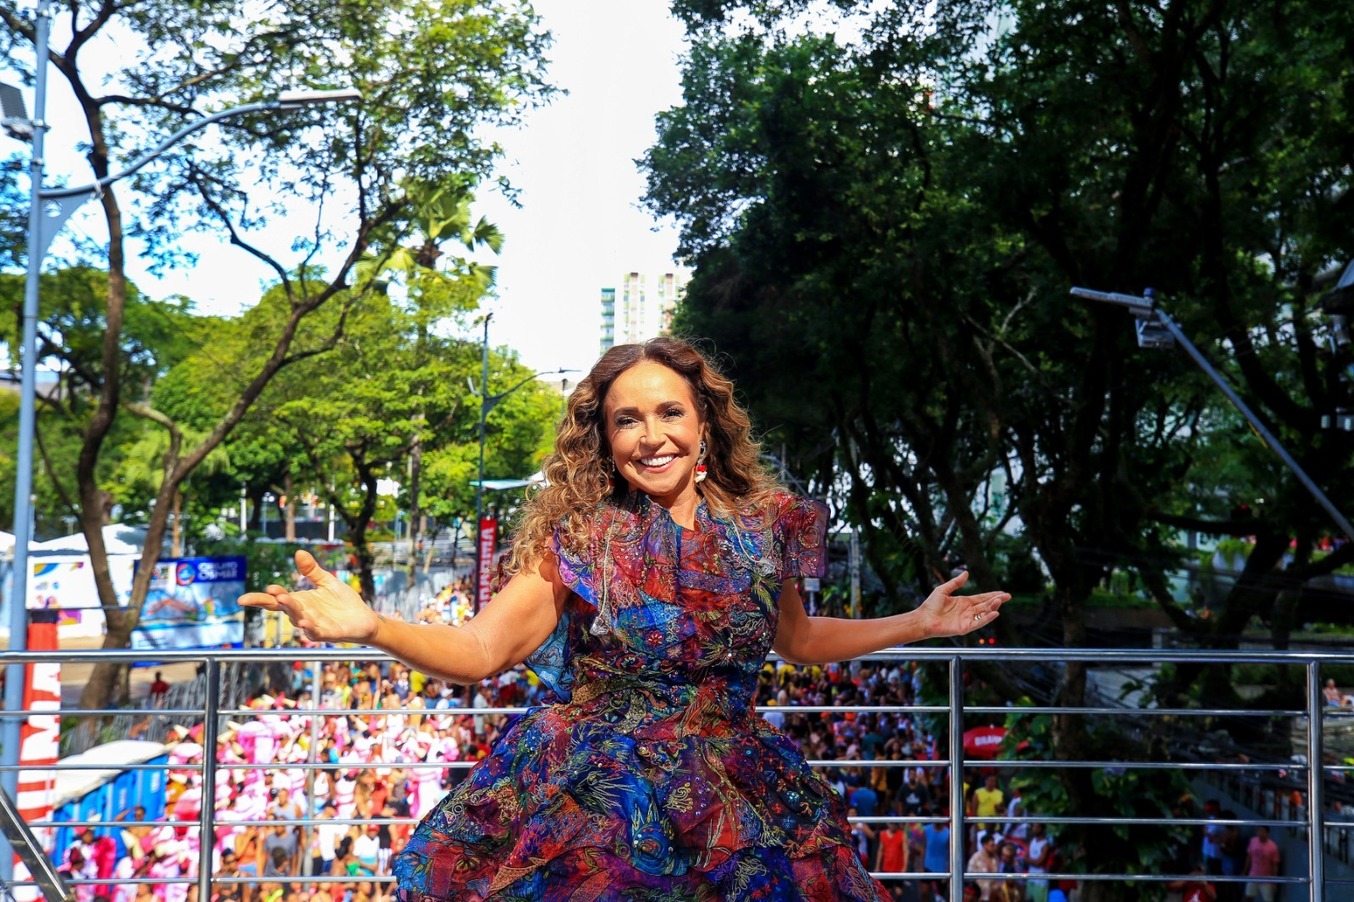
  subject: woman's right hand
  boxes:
[239,550,380,644]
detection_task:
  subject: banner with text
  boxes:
[26,556,138,639]
[133,556,246,649]
[26,556,137,609]
[477,518,498,610]
[12,611,60,901]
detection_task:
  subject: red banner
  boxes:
[12,611,61,900]
[476,517,498,611]
[962,725,1007,759]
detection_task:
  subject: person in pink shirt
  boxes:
[57,845,98,902]
[332,768,357,818]
[406,751,444,820]
[1243,825,1282,902]
[234,719,270,763]
[75,828,118,880]
[172,781,202,825]
[109,853,137,902]
[144,842,183,902]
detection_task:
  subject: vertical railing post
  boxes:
[949,654,966,902]
[303,655,322,876]
[198,656,222,902]
[1308,661,1326,900]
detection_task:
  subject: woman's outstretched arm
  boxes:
[772,571,1008,665]
[239,550,568,684]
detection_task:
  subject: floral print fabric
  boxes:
[394,492,887,901]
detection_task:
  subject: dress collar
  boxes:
[610,490,712,534]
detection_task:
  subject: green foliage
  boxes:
[196,535,299,595]
[646,0,1354,639]
[1,0,555,700]
[643,1,1354,890]
[1004,702,1193,895]
[0,154,24,269]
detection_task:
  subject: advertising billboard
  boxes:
[133,556,246,649]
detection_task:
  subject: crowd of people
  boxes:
[56,632,1289,902]
[54,583,1294,902]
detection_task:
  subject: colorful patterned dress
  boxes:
[394,492,887,901]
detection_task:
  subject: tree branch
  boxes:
[187,164,293,291]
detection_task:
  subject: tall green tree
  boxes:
[375,177,505,581]
[645,1,1354,894]
[0,0,551,709]
[0,266,206,536]
[0,154,23,269]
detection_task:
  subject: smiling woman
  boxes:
[240,337,1008,901]
[603,360,707,525]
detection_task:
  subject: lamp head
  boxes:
[0,82,34,141]
[275,88,363,109]
[1321,259,1354,349]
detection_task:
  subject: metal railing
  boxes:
[2,644,1351,901]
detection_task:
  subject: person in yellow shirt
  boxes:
[974,774,1005,836]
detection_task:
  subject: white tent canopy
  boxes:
[52,739,171,808]
[470,471,547,492]
[31,523,147,555]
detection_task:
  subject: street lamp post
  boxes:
[1071,285,1354,543]
[473,313,493,612]
[470,314,575,611]
[0,0,360,870]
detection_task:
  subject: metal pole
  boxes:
[302,657,321,877]
[1071,287,1354,543]
[473,313,491,612]
[1152,311,1354,543]
[196,658,222,902]
[849,530,861,618]
[949,656,966,902]
[2,4,52,886]
[1308,661,1326,900]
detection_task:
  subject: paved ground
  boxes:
[55,634,199,707]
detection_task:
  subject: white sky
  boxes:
[23,0,690,377]
[471,0,689,374]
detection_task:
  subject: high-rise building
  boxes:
[600,271,687,353]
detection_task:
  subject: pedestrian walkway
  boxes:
[56,634,198,707]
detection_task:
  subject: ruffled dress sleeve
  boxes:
[772,493,829,582]
[548,527,601,609]
[521,521,605,702]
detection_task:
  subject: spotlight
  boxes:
[1321,259,1354,349]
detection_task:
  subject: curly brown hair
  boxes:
[504,337,782,575]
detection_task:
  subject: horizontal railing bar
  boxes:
[28,817,420,831]
[41,813,1321,832]
[6,757,1319,776]
[7,644,1354,899]
[9,645,1354,664]
[963,706,1307,717]
[848,815,1305,828]
[16,701,1313,719]
[800,757,1299,770]
[59,871,1309,888]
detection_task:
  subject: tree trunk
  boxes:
[249,487,263,532]
[354,533,378,606]
[338,459,383,603]
[171,488,182,557]
[407,438,423,585]
[284,471,297,541]
[421,518,436,574]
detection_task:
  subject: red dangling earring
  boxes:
[694,440,708,484]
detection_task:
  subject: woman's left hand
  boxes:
[916,571,1009,638]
